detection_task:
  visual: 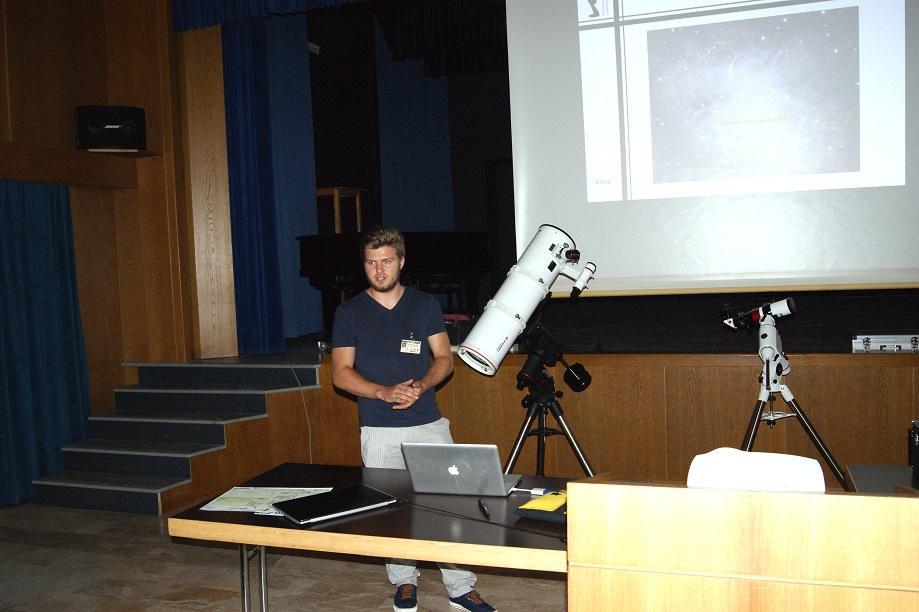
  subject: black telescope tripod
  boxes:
[504,366,595,477]
[740,312,851,491]
[503,321,595,478]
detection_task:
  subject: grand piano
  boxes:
[297,231,493,333]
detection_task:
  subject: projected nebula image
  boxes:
[647,7,860,183]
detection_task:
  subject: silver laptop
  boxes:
[401,443,522,497]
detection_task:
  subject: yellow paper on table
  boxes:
[514,490,567,524]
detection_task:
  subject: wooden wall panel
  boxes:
[2,0,202,411]
[105,0,190,363]
[309,364,362,465]
[161,412,274,513]
[177,25,238,359]
[665,364,770,477]
[297,353,919,485]
[552,360,668,480]
[69,186,125,415]
[103,0,167,151]
[113,157,187,361]
[915,367,919,419]
[161,388,323,514]
[164,354,918,512]
[0,142,137,188]
[0,1,9,140]
[266,392,317,466]
[3,0,106,147]
[433,353,919,486]
[785,364,915,469]
[439,355,552,474]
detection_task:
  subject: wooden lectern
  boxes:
[566,480,919,610]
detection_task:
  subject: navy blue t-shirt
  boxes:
[331,286,446,427]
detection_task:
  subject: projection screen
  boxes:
[505,0,917,294]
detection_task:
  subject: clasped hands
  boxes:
[377,379,425,409]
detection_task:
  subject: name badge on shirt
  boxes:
[401,339,422,354]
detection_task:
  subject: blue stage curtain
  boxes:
[375,18,453,232]
[265,14,323,338]
[173,0,360,31]
[223,19,286,354]
[0,181,89,505]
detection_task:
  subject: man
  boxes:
[331,226,496,612]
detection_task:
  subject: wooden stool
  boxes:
[316,187,366,234]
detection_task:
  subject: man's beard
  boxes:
[370,271,400,293]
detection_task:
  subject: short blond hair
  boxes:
[360,225,405,259]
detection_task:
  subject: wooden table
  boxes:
[168,464,568,611]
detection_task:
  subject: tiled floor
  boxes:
[0,503,566,611]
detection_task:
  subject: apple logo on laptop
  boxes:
[448,464,460,476]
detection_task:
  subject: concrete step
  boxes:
[32,470,189,514]
[114,385,271,415]
[61,438,223,477]
[88,411,236,445]
[34,358,320,515]
[132,362,320,388]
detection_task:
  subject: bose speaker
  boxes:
[75,105,146,151]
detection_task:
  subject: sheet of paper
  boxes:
[201,486,333,515]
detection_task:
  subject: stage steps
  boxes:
[32,360,320,515]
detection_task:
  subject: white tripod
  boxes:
[741,312,851,491]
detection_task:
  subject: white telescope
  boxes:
[722,298,796,331]
[457,224,595,376]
